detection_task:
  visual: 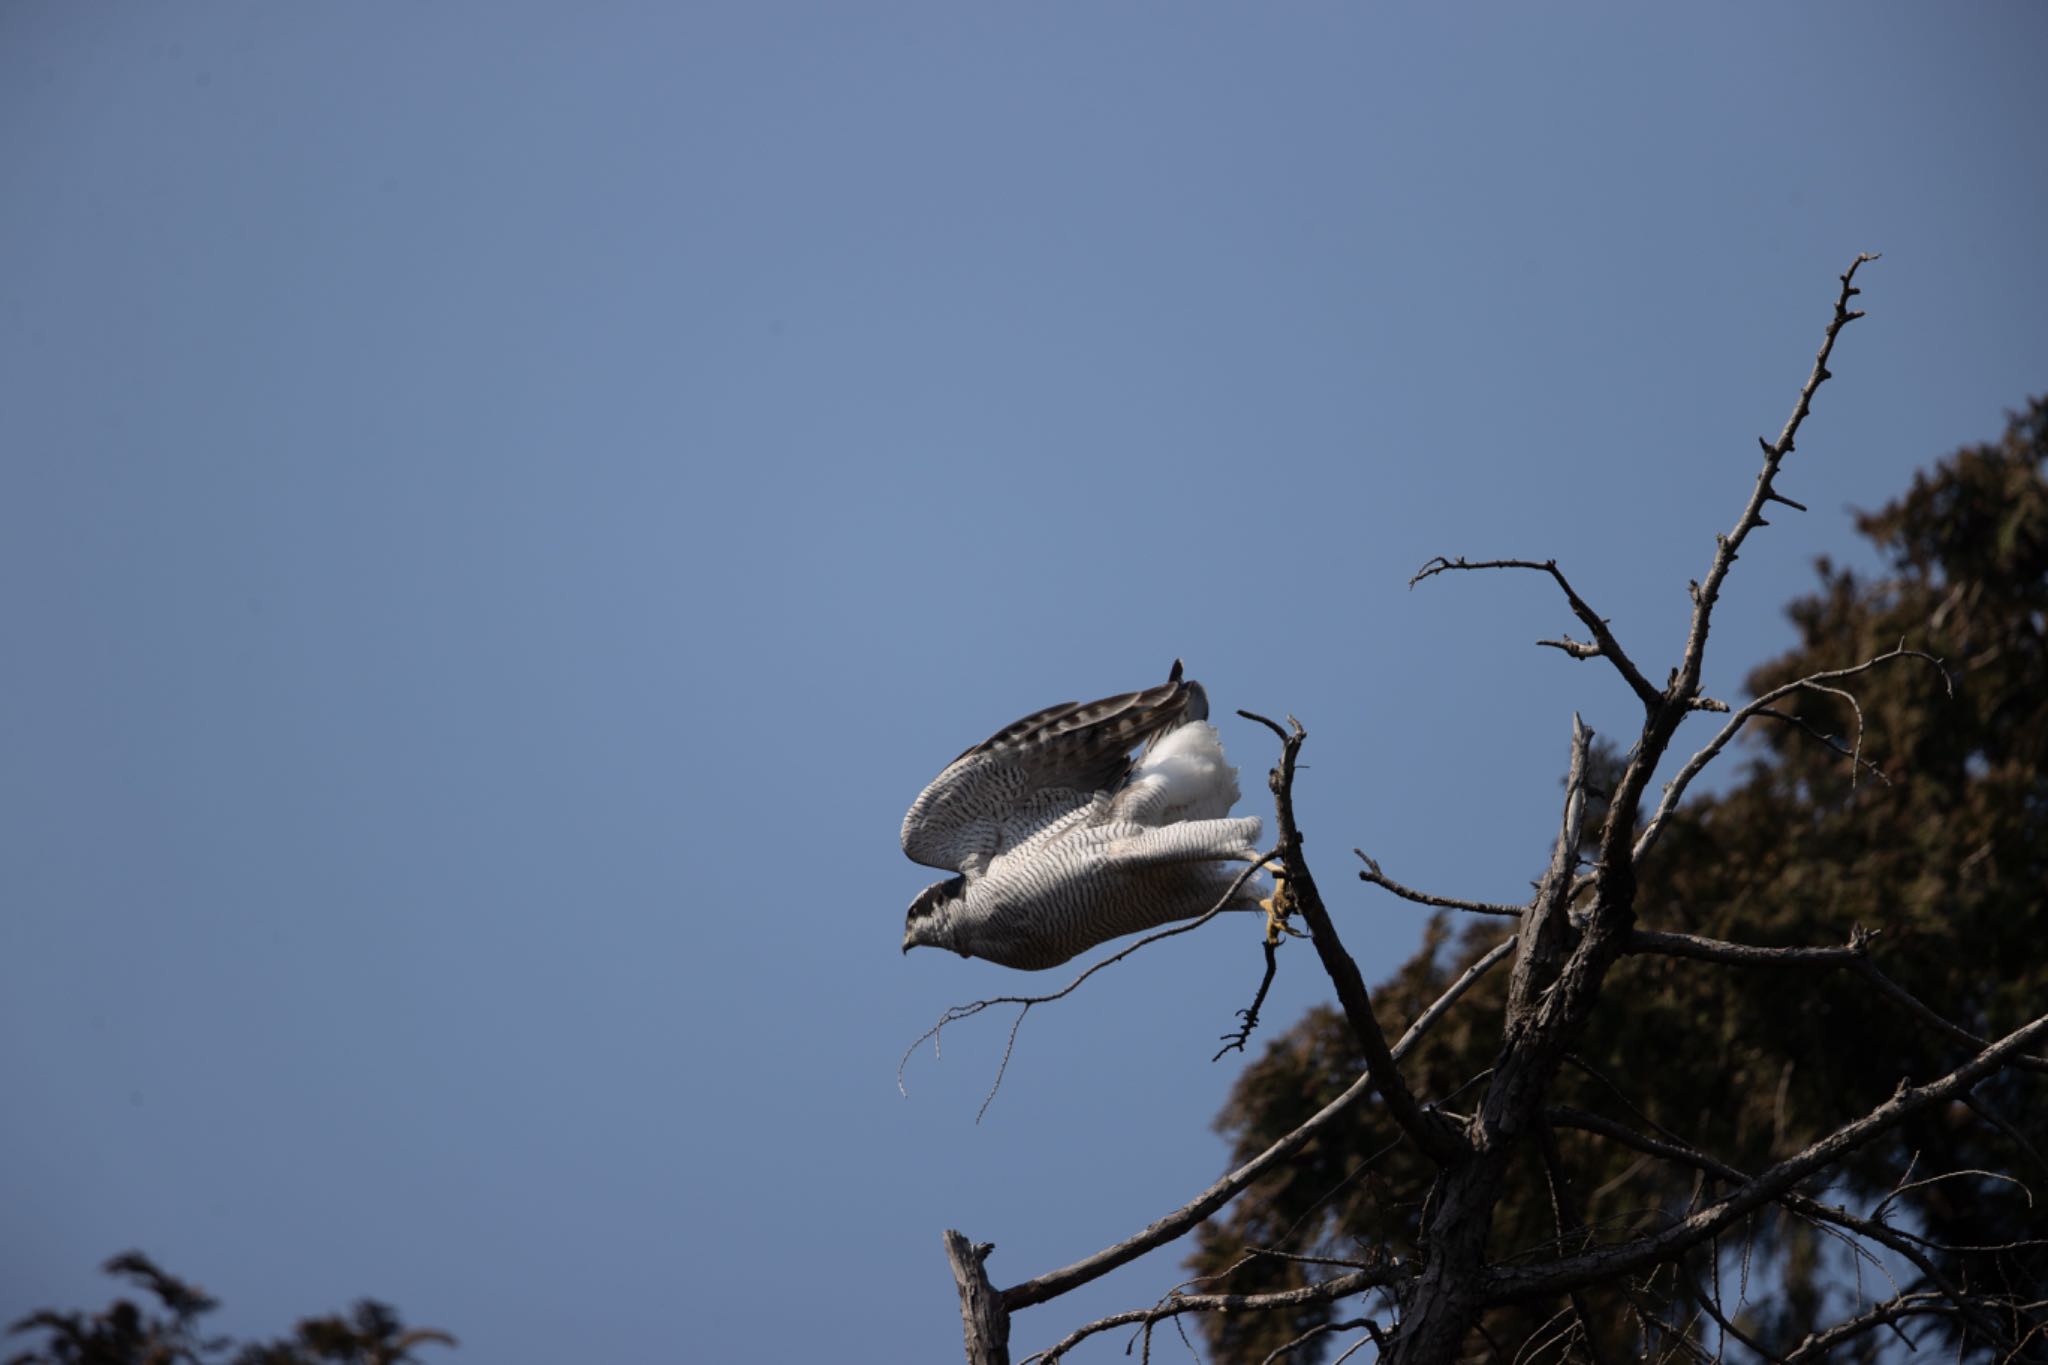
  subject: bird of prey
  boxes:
[899,662,1270,970]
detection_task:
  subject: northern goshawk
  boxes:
[899,663,1270,970]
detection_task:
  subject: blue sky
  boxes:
[3,5,2044,1362]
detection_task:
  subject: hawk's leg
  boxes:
[1259,871,1301,947]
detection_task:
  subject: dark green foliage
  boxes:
[1192,399,2048,1362]
[7,1254,454,1365]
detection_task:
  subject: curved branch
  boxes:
[1633,640,1946,865]
[1408,557,1660,710]
[1257,1318,1383,1365]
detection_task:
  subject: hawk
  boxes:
[899,662,1270,970]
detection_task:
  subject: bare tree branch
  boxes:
[1671,253,1880,707]
[1624,928,1868,969]
[1356,850,1527,918]
[1214,933,1284,1061]
[1256,1318,1383,1365]
[1408,557,1662,710]
[1240,709,1469,1167]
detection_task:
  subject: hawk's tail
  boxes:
[1117,719,1242,824]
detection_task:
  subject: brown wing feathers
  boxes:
[955,660,1188,761]
[901,663,1198,872]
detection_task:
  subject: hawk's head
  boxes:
[903,875,969,957]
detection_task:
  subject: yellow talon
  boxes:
[1258,871,1299,947]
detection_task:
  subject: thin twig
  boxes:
[1215,933,1283,1062]
[1356,849,1526,918]
[1750,706,1891,785]
[897,852,1281,1114]
[1873,1167,2035,1221]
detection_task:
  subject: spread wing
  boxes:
[900,662,1203,876]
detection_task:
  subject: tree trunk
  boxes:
[944,1229,1010,1365]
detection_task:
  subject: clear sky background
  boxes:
[3,5,2044,1362]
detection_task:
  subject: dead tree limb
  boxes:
[945,1231,1010,1365]
[1240,709,1469,1167]
[1407,557,1662,709]
[1355,850,1526,918]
